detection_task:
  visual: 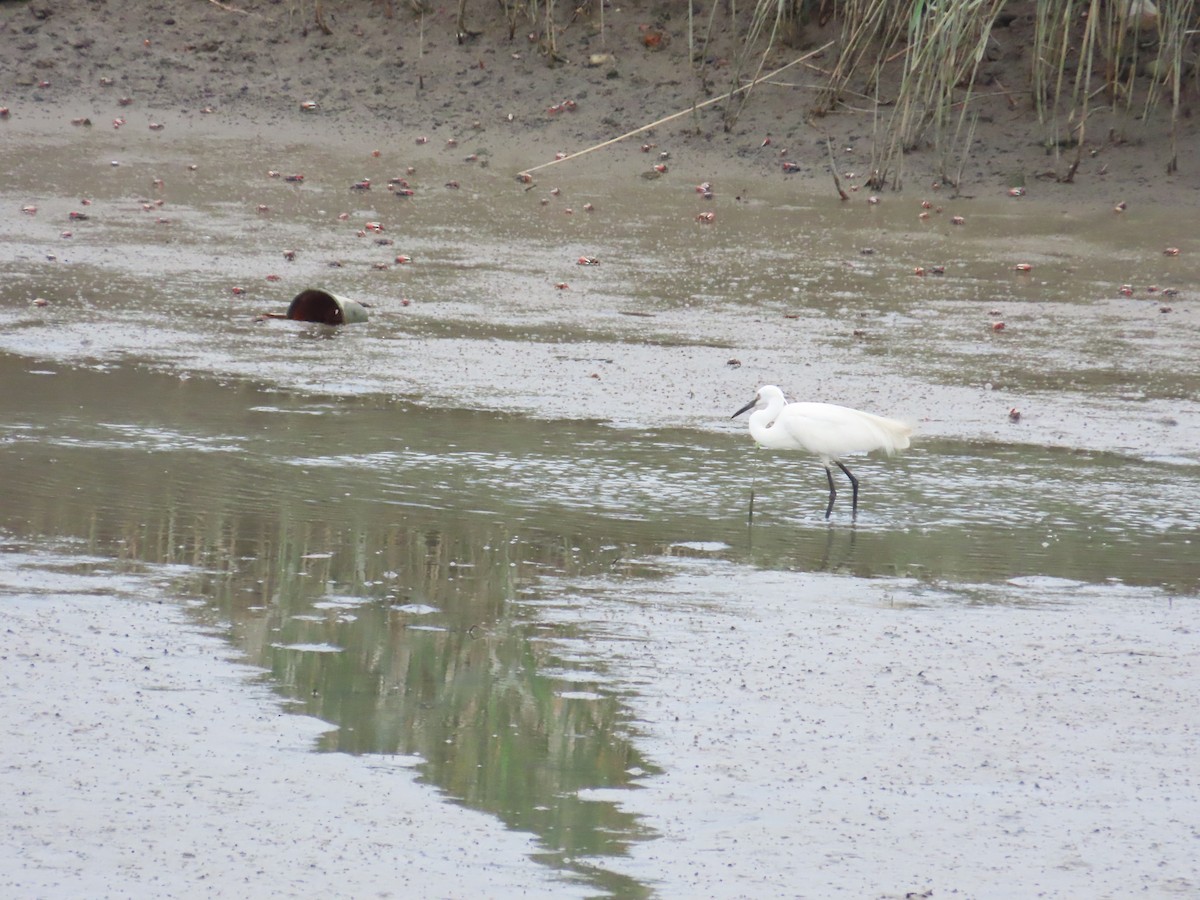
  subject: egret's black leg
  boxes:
[835,461,859,518]
[823,465,837,519]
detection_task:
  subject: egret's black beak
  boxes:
[732,398,756,419]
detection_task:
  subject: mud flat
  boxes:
[532,559,1200,897]
[0,546,579,898]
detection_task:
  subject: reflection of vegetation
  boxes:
[169,506,659,860]
[234,518,657,892]
[230,521,657,863]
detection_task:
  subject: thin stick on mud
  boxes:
[206,0,254,13]
[314,0,333,35]
[826,136,850,201]
[1063,139,1083,183]
[519,42,833,176]
[992,77,1018,110]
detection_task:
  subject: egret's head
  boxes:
[732,385,784,419]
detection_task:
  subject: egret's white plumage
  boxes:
[732,385,912,519]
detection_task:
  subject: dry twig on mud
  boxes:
[826,137,850,201]
[314,0,333,34]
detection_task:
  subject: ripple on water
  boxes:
[271,642,343,653]
[391,603,440,615]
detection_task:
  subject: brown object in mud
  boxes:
[286,289,369,325]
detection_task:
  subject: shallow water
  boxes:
[2,124,1199,894]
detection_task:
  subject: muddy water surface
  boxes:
[4,127,1198,446]
[2,124,1199,894]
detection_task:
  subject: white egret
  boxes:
[732,385,912,519]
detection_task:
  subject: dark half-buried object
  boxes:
[286,289,369,324]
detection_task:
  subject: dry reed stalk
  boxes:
[949,110,980,194]
[724,0,787,130]
[1059,0,1104,182]
[688,0,695,69]
[455,0,468,39]
[821,0,902,112]
[1150,0,1192,172]
[696,0,723,86]
[500,0,518,39]
[860,0,1003,190]
[545,0,557,61]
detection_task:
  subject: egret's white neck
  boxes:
[748,399,785,447]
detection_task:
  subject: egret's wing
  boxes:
[778,403,912,460]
